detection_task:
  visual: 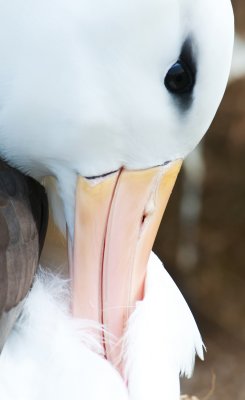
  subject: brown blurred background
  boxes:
[154,2,245,399]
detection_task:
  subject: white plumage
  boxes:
[0,271,128,400]
[124,253,204,400]
[0,253,203,400]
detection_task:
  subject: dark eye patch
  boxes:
[164,38,197,111]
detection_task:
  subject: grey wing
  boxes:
[0,160,48,349]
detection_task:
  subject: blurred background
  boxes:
[154,1,245,398]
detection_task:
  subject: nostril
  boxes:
[141,213,147,226]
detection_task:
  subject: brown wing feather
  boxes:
[0,159,48,319]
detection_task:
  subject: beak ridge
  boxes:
[69,160,182,371]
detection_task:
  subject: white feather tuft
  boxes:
[0,270,128,400]
[0,257,203,400]
[123,252,204,400]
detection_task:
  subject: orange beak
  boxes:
[68,160,182,372]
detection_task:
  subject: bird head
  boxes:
[0,0,234,368]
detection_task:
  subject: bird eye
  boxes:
[164,60,195,95]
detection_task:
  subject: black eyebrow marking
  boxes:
[181,37,197,82]
[174,36,197,112]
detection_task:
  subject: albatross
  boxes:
[0,0,234,399]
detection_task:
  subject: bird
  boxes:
[0,0,234,399]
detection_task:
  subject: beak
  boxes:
[68,160,182,371]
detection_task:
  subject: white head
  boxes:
[0,0,234,370]
[0,0,233,175]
